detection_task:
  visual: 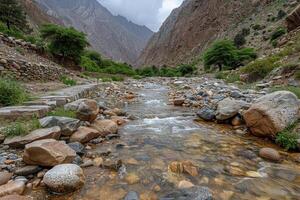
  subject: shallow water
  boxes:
[33,83,300,200]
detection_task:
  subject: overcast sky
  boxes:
[98,0,184,31]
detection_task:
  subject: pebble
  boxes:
[259,148,281,162]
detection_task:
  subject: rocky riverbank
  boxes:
[0,77,299,200]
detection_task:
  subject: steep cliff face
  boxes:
[34,0,153,65]
[137,0,293,67]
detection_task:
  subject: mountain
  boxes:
[137,0,298,67]
[34,0,153,65]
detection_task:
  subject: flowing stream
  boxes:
[34,83,300,200]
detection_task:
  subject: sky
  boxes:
[98,0,184,32]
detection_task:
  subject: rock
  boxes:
[111,116,127,125]
[93,157,103,167]
[0,134,5,143]
[39,116,80,136]
[243,91,299,137]
[259,148,281,162]
[196,107,216,121]
[216,98,249,121]
[162,186,212,200]
[124,191,139,200]
[231,115,243,126]
[178,180,195,189]
[76,99,99,122]
[286,4,300,31]
[0,194,32,200]
[15,166,42,176]
[174,98,185,106]
[69,127,99,143]
[23,139,76,167]
[0,180,25,197]
[4,126,61,148]
[64,99,87,111]
[91,120,118,137]
[104,108,125,116]
[43,164,85,194]
[0,172,13,186]
[169,161,198,176]
[125,173,140,185]
[67,142,85,155]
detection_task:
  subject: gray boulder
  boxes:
[216,98,249,121]
[244,91,300,137]
[39,116,80,136]
[196,107,216,121]
[43,164,85,194]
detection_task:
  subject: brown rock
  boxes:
[0,181,25,197]
[259,148,281,162]
[174,98,185,106]
[76,99,99,122]
[0,172,13,186]
[0,195,32,200]
[23,139,76,167]
[178,180,194,189]
[182,161,198,177]
[70,126,99,143]
[111,116,127,125]
[243,91,299,138]
[169,161,184,174]
[125,173,140,185]
[286,4,300,31]
[4,126,61,148]
[91,120,118,137]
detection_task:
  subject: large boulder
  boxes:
[0,172,13,186]
[243,91,299,138]
[23,139,76,167]
[4,126,61,148]
[74,99,99,122]
[216,98,249,121]
[65,99,100,122]
[70,126,99,143]
[43,164,85,194]
[286,5,300,31]
[91,120,118,137]
[39,116,80,136]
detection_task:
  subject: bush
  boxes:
[2,117,41,137]
[252,24,262,30]
[215,71,240,83]
[47,107,76,118]
[234,33,246,48]
[270,27,286,41]
[295,70,300,80]
[276,122,299,151]
[241,56,280,81]
[101,77,112,82]
[40,24,89,63]
[203,40,256,71]
[277,10,286,20]
[177,65,196,76]
[111,76,124,82]
[60,75,77,86]
[0,78,28,106]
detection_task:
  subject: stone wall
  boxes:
[0,34,68,81]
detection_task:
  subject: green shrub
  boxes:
[111,76,124,82]
[215,71,240,83]
[133,75,143,79]
[277,10,286,20]
[241,56,280,81]
[270,27,286,41]
[40,24,89,63]
[177,65,196,76]
[2,117,41,137]
[0,78,28,106]
[252,24,262,30]
[276,122,299,151]
[234,33,246,47]
[47,107,76,118]
[295,70,300,80]
[60,75,77,86]
[101,77,112,82]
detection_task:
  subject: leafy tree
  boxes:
[40,24,89,62]
[203,40,238,71]
[0,0,29,31]
[203,40,256,71]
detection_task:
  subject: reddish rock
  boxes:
[259,148,281,162]
[76,99,99,122]
[70,126,99,143]
[91,120,118,137]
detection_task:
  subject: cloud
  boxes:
[98,0,183,31]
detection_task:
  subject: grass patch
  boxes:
[111,76,124,82]
[295,70,300,80]
[47,107,76,118]
[215,71,240,83]
[0,77,28,106]
[276,121,299,151]
[60,75,77,86]
[270,86,300,99]
[2,117,41,137]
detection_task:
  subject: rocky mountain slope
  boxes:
[34,0,153,65]
[137,0,299,67]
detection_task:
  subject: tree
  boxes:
[0,0,28,31]
[203,40,256,71]
[40,24,89,62]
[203,40,238,71]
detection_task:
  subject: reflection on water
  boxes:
[35,83,300,200]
